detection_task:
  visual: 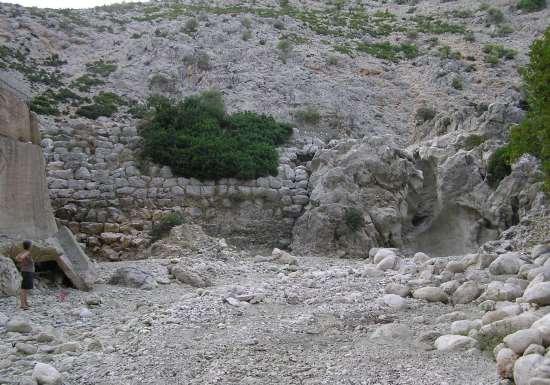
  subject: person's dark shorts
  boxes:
[21,272,34,290]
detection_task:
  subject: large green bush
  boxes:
[139,91,293,180]
[507,27,550,191]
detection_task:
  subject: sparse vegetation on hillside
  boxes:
[517,0,547,12]
[356,41,418,62]
[85,59,117,77]
[483,44,517,64]
[293,106,321,125]
[506,27,550,190]
[76,91,125,119]
[139,91,293,180]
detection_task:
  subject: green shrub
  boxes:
[464,30,475,42]
[242,29,253,41]
[344,208,364,232]
[277,39,293,63]
[273,19,286,30]
[492,24,514,37]
[415,107,436,124]
[71,74,104,92]
[29,95,59,115]
[463,134,486,150]
[139,91,292,180]
[487,147,512,187]
[86,59,117,77]
[76,92,124,119]
[507,27,550,191]
[356,42,418,62]
[42,54,67,67]
[327,55,339,65]
[241,17,252,29]
[411,15,465,34]
[184,17,199,33]
[150,212,185,242]
[451,76,463,90]
[29,88,81,115]
[483,44,517,64]
[517,0,546,12]
[438,45,462,59]
[486,7,505,25]
[293,106,321,125]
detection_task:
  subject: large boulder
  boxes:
[513,354,544,385]
[503,329,543,355]
[523,282,550,306]
[452,281,482,304]
[291,137,422,257]
[532,314,550,345]
[0,255,21,296]
[482,281,523,302]
[108,267,157,290]
[488,253,525,275]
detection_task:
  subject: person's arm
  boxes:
[15,251,29,263]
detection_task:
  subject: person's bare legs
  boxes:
[20,289,29,309]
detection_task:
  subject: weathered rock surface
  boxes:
[108,267,157,290]
[0,255,21,296]
[434,335,478,351]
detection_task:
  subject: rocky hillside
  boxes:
[1,1,550,385]
[1,0,548,260]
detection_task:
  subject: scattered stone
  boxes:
[451,320,480,336]
[382,294,407,310]
[171,265,211,288]
[496,348,518,379]
[32,363,62,385]
[271,248,297,265]
[16,342,38,355]
[384,283,410,297]
[434,335,479,352]
[370,323,411,340]
[6,317,32,333]
[412,286,449,303]
[452,281,482,304]
[108,267,158,290]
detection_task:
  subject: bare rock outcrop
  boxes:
[292,136,422,258]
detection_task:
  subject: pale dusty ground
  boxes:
[1,254,496,385]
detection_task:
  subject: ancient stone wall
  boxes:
[40,120,316,259]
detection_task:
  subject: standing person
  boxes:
[15,240,34,310]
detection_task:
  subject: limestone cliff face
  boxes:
[0,87,57,240]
